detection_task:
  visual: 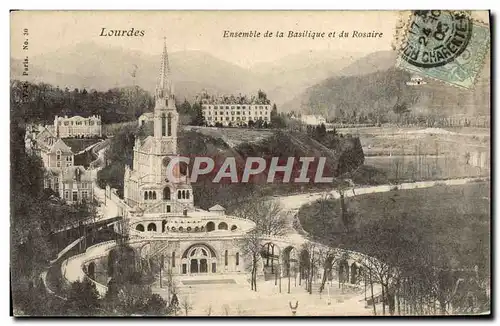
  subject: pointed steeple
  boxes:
[156,37,173,100]
[159,36,170,91]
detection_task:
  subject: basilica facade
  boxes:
[122,39,257,277]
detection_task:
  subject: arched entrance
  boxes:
[339,259,350,284]
[87,262,96,280]
[261,242,280,280]
[350,262,358,284]
[147,223,157,232]
[181,244,217,275]
[206,221,215,232]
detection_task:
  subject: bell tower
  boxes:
[154,37,178,154]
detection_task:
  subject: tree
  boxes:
[64,279,100,316]
[233,200,286,236]
[181,296,193,316]
[393,102,410,125]
[190,102,206,126]
[241,230,262,291]
[144,294,170,316]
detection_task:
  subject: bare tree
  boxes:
[181,296,192,316]
[240,230,262,291]
[234,200,286,236]
[318,248,347,293]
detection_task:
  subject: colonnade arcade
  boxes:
[260,242,363,286]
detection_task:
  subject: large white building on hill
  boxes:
[199,92,272,127]
[54,115,102,138]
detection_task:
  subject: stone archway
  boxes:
[88,261,96,280]
[299,248,311,284]
[350,262,358,284]
[261,242,280,278]
[339,259,350,284]
[136,224,145,232]
[181,243,217,275]
[147,223,157,232]
[206,221,215,232]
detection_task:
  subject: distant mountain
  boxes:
[11,42,260,101]
[10,43,364,107]
[253,50,362,105]
[337,50,398,76]
[282,50,490,117]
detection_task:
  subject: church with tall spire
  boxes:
[119,39,257,279]
[123,38,194,214]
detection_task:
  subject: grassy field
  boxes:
[340,126,490,157]
[298,182,490,271]
[364,155,488,182]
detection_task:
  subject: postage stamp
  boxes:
[395,10,490,89]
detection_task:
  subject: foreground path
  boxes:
[277,176,489,211]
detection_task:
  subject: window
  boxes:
[172,251,176,268]
[167,205,171,213]
[64,191,70,200]
[178,191,182,199]
[66,162,72,167]
[57,161,61,167]
[72,191,78,202]
[66,156,72,162]
[56,151,61,161]
[167,113,172,136]
[161,113,166,136]
[82,191,88,200]
[163,187,171,200]
[236,252,240,266]
[225,250,228,266]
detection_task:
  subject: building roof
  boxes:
[209,204,225,212]
[139,112,154,119]
[56,115,100,121]
[48,139,74,154]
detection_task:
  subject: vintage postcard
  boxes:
[10,10,491,317]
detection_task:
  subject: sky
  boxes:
[11,10,402,67]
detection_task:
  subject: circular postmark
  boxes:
[401,10,473,68]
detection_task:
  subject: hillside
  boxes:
[98,125,364,211]
[283,51,491,118]
[337,50,398,76]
